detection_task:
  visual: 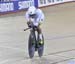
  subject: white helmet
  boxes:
[28,6,36,15]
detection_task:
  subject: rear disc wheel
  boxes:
[38,34,44,57]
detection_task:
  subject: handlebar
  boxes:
[24,28,30,31]
[24,26,38,31]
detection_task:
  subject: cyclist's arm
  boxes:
[36,10,45,25]
[25,12,34,28]
[25,12,30,22]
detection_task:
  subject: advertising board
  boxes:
[0,0,74,13]
[38,0,74,7]
[0,0,34,13]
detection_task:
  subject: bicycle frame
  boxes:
[28,27,44,58]
[30,27,38,43]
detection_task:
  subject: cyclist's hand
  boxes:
[27,21,33,28]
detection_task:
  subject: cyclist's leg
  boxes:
[37,25,43,45]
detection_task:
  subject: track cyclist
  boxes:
[25,6,45,45]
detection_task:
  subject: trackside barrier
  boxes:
[38,0,74,7]
[0,0,74,13]
[0,0,37,13]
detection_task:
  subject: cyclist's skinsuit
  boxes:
[25,9,44,26]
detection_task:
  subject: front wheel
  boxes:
[38,34,44,57]
[28,33,35,58]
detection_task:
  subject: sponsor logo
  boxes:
[39,0,46,4]
[18,0,34,10]
[47,0,63,3]
[0,3,14,12]
[38,0,64,7]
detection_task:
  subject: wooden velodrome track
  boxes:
[0,2,75,64]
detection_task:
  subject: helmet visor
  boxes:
[29,14,36,18]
